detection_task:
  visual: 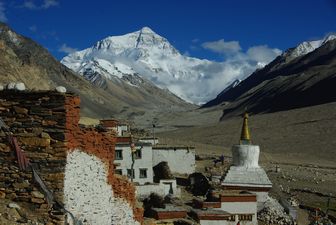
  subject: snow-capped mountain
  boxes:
[283,34,336,60]
[62,27,216,104]
[203,34,336,115]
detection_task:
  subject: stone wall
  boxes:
[0,90,143,224]
[0,91,68,224]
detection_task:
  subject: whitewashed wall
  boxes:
[64,149,139,225]
[117,125,128,136]
[232,144,260,168]
[136,179,181,198]
[115,143,154,185]
[200,219,254,225]
[221,202,257,223]
[139,138,159,145]
[152,147,195,174]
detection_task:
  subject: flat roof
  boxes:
[116,142,152,147]
[152,204,186,212]
[152,145,195,150]
[192,208,231,216]
[140,137,158,140]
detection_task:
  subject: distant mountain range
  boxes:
[0,23,191,121]
[203,34,336,119]
[1,21,335,123]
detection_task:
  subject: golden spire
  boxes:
[240,111,251,144]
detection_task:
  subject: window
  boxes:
[115,149,123,160]
[139,168,147,178]
[127,169,135,179]
[238,214,253,221]
[134,149,142,159]
[115,169,122,175]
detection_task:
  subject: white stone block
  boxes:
[6,82,16,90]
[55,86,67,93]
[15,82,26,91]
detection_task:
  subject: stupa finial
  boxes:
[240,111,251,144]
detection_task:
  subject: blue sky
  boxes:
[1,0,336,61]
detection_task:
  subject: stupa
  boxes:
[222,112,272,203]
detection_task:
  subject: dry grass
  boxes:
[79,117,100,126]
[157,102,336,167]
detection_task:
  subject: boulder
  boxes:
[6,82,16,90]
[55,86,66,93]
[15,82,26,91]
[153,161,173,182]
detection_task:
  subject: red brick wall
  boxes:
[64,95,143,224]
[220,195,257,202]
[154,211,187,220]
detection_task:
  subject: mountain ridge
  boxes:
[0,22,193,122]
[202,34,336,119]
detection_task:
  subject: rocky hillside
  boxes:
[0,23,192,121]
[203,35,336,119]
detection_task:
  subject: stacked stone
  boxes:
[0,90,69,224]
[0,90,144,224]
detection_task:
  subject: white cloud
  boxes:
[202,39,241,54]
[58,43,78,54]
[169,39,282,104]
[22,0,59,10]
[42,0,59,9]
[247,45,282,63]
[23,1,37,9]
[0,2,7,22]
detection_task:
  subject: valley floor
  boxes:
[156,101,336,223]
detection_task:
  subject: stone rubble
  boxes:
[258,196,294,225]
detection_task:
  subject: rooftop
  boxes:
[152,145,195,150]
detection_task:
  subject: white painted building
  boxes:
[192,192,257,225]
[114,142,153,185]
[111,136,195,198]
[152,146,195,175]
[136,179,181,199]
[139,137,159,145]
[116,123,129,136]
[100,119,130,136]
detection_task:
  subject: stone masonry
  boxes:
[0,90,143,224]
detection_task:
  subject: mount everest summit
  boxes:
[61,27,280,104]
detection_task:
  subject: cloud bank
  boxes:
[169,39,282,104]
[0,2,7,22]
[202,39,241,54]
[22,0,59,10]
[58,43,78,54]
